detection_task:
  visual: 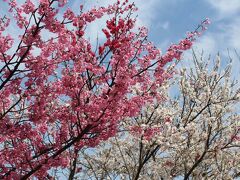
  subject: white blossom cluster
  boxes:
[70,54,240,179]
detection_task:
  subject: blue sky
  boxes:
[69,0,240,52]
[1,0,240,74]
[73,0,240,79]
[128,0,240,77]
[69,0,240,76]
[2,0,240,56]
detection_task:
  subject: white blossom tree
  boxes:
[74,52,240,180]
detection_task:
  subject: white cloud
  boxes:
[181,20,240,78]
[70,0,162,45]
[181,32,218,65]
[226,20,240,48]
[192,33,217,55]
[78,0,161,27]
[133,0,162,27]
[206,0,240,17]
[204,0,240,63]
[161,21,169,30]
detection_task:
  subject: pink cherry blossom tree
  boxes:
[0,0,208,179]
[78,53,240,180]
